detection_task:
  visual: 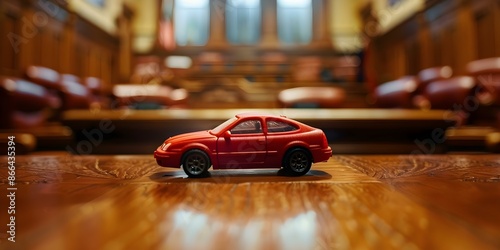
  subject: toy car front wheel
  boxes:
[182,149,211,178]
[283,148,312,176]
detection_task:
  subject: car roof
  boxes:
[230,113,313,132]
[235,113,287,119]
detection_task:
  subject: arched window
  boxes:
[226,0,261,45]
[277,0,313,45]
[174,0,210,46]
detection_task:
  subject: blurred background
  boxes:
[1,0,500,155]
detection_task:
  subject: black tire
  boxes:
[182,149,211,178]
[283,148,312,176]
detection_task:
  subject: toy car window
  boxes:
[230,120,262,134]
[267,120,298,133]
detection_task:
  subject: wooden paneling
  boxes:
[475,11,495,58]
[368,0,500,83]
[454,1,477,73]
[405,36,421,75]
[474,2,499,59]
[0,0,131,85]
[430,16,458,70]
[0,1,21,76]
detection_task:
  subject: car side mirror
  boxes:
[223,130,231,138]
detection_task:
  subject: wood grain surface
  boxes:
[0,155,499,249]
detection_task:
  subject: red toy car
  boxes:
[154,113,332,177]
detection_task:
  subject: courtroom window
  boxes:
[226,0,261,44]
[277,0,312,45]
[173,0,210,46]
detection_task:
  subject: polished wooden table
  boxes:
[1,155,499,249]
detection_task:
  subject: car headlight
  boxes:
[161,143,171,151]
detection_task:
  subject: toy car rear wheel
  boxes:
[182,149,211,178]
[283,148,312,176]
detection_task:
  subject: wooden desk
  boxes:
[63,109,453,129]
[1,155,499,249]
[0,124,73,153]
[62,109,456,154]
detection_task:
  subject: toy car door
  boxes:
[216,118,267,169]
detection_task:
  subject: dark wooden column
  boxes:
[495,0,500,56]
[0,0,23,76]
[454,0,477,73]
[61,10,76,75]
[312,0,332,48]
[18,0,37,72]
[207,0,226,48]
[417,12,432,69]
[261,0,278,48]
[116,3,134,83]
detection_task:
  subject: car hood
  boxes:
[166,130,215,144]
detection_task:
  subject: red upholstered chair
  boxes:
[85,77,110,109]
[59,74,91,110]
[25,66,61,90]
[26,66,92,110]
[412,66,454,109]
[85,77,103,95]
[25,66,62,112]
[467,58,500,105]
[417,66,453,92]
[412,76,476,125]
[169,88,189,108]
[422,76,477,110]
[0,77,56,129]
[372,76,419,108]
[278,87,346,108]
